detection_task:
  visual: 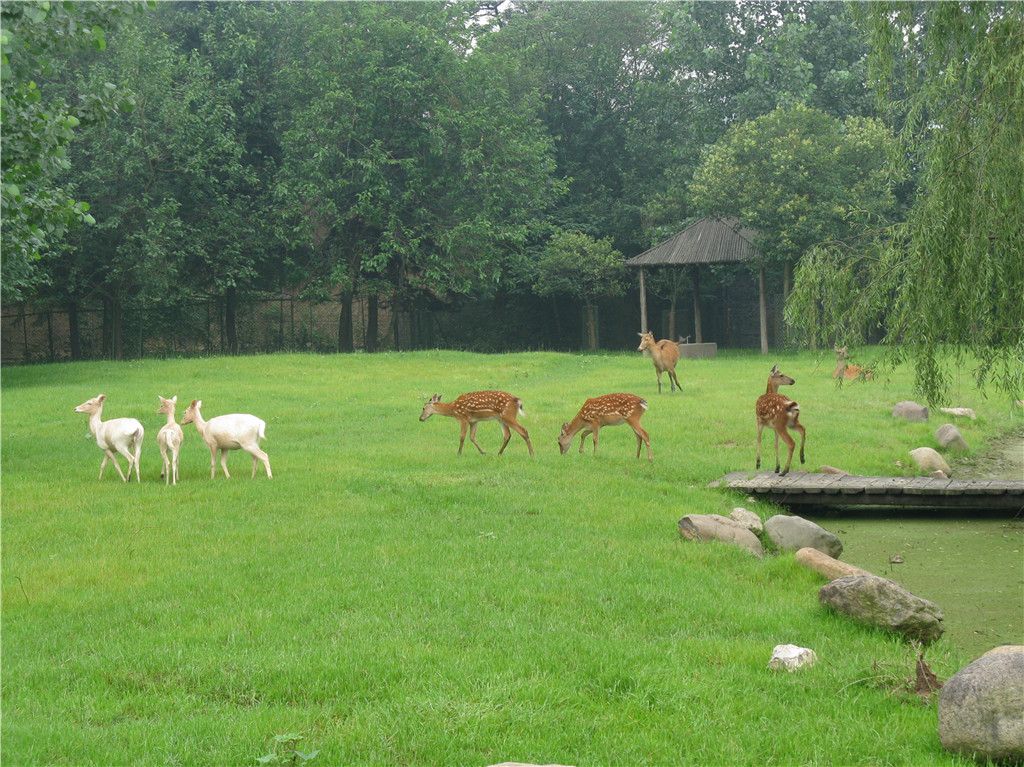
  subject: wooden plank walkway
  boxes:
[710,472,1024,510]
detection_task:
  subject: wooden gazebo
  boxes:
[625,217,771,353]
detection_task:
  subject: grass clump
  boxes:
[2,350,1020,765]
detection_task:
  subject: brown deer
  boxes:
[637,331,682,393]
[833,346,870,380]
[419,391,534,456]
[558,393,652,461]
[755,364,806,476]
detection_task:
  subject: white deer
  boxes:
[156,395,184,485]
[181,400,272,479]
[74,394,144,482]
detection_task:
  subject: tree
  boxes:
[0,0,142,302]
[533,231,626,350]
[274,2,560,351]
[789,2,1024,404]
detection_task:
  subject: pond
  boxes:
[807,428,1024,661]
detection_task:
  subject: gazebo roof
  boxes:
[624,217,760,267]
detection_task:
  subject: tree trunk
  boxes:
[365,294,379,352]
[692,266,703,344]
[759,267,769,354]
[338,290,354,353]
[585,304,598,350]
[68,301,82,360]
[225,286,238,355]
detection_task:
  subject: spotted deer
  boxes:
[637,331,682,393]
[755,365,806,476]
[558,393,652,461]
[419,391,534,456]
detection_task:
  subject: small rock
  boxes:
[939,407,976,420]
[893,401,929,422]
[768,644,818,672]
[819,465,851,475]
[729,507,764,535]
[764,514,843,558]
[935,423,969,451]
[929,470,949,479]
[819,574,945,644]
[938,646,1024,763]
[909,447,952,475]
[679,514,764,558]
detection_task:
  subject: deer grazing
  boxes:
[419,391,534,456]
[558,393,652,461]
[755,365,806,476]
[637,331,681,393]
[74,394,144,482]
[833,346,870,380]
[156,395,184,485]
[181,400,272,479]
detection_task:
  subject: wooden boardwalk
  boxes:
[710,471,1024,511]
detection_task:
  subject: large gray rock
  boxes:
[938,646,1024,763]
[764,514,843,558]
[818,574,944,644]
[935,423,969,451]
[909,447,952,475]
[679,514,764,558]
[893,401,929,422]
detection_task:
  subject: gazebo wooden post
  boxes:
[692,265,702,344]
[759,266,769,354]
[638,266,648,334]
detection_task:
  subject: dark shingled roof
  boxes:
[625,217,760,267]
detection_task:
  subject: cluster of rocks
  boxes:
[892,401,973,477]
[678,508,843,561]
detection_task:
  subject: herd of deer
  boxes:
[74,337,868,482]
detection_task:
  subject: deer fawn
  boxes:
[637,331,682,393]
[419,391,534,456]
[156,395,184,485]
[558,393,652,461]
[755,365,806,476]
[833,346,870,380]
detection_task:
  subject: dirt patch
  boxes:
[950,426,1024,480]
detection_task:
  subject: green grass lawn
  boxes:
[2,349,1020,766]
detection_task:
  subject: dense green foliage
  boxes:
[787,2,1024,404]
[2,1,1021,399]
[3,352,1020,764]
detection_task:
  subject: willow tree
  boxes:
[787,2,1024,404]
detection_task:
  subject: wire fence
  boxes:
[0,295,404,364]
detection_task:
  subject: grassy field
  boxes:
[2,349,1021,766]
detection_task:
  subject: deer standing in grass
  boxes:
[419,391,534,456]
[181,400,272,479]
[558,393,652,461]
[74,394,144,482]
[755,365,806,476]
[637,331,682,393]
[833,346,870,380]
[156,395,184,485]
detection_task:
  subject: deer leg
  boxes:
[632,422,652,461]
[656,370,663,393]
[497,423,513,454]
[161,449,171,485]
[221,449,232,479]
[591,425,601,454]
[792,421,806,466]
[777,427,796,476]
[670,369,682,393]
[505,421,534,456]
[578,428,592,453]
[468,422,487,454]
[756,423,764,470]
[106,449,129,482]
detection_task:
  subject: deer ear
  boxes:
[97,394,106,402]
[171,395,177,404]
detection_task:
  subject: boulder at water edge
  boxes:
[764,514,843,558]
[678,514,764,558]
[909,447,952,475]
[818,574,944,644]
[938,646,1024,763]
